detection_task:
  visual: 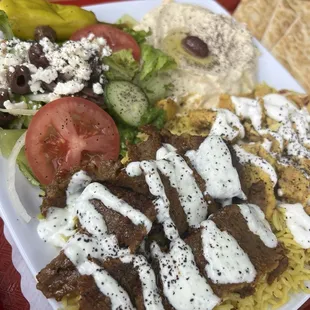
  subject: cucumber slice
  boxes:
[105,81,149,127]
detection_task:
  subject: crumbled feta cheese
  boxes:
[0,33,112,98]
[4,100,28,110]
[102,64,109,72]
[54,80,84,95]
[93,83,104,95]
[31,67,58,84]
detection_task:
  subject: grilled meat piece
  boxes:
[91,184,156,251]
[185,204,288,298]
[36,251,80,301]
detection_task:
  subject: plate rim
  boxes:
[0,1,308,310]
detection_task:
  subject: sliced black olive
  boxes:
[182,35,209,58]
[89,56,102,83]
[80,87,106,108]
[34,26,57,42]
[0,89,16,128]
[42,81,56,92]
[7,65,31,95]
[28,43,49,69]
[0,89,9,107]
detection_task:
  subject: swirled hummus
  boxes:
[135,0,258,111]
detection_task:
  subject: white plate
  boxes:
[0,1,308,310]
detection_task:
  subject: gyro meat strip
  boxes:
[78,275,111,310]
[91,184,156,251]
[229,144,277,219]
[36,251,80,301]
[41,158,123,216]
[77,255,171,310]
[161,128,205,154]
[127,125,162,162]
[185,204,287,298]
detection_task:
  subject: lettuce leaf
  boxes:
[116,14,150,44]
[0,10,13,40]
[104,49,139,81]
[139,44,177,81]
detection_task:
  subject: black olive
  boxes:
[34,26,57,42]
[7,65,31,95]
[80,87,106,108]
[182,35,209,58]
[0,89,9,108]
[42,81,56,92]
[89,56,101,83]
[0,89,16,128]
[28,43,49,68]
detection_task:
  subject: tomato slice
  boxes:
[25,97,120,185]
[70,24,141,61]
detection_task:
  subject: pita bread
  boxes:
[272,16,310,92]
[233,0,279,40]
[287,0,310,15]
[262,0,297,49]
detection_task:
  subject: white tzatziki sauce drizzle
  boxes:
[210,108,245,141]
[38,171,158,310]
[78,261,135,310]
[156,144,208,228]
[201,220,256,284]
[231,96,262,131]
[120,255,165,310]
[186,135,245,203]
[126,143,208,237]
[151,238,220,310]
[233,145,278,186]
[279,203,310,249]
[238,204,277,248]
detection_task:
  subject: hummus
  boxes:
[135,0,258,111]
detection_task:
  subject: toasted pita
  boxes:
[272,17,310,92]
[262,0,297,49]
[287,0,310,15]
[233,0,279,40]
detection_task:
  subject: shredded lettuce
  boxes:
[0,10,13,40]
[116,14,150,44]
[104,49,139,81]
[140,106,166,129]
[122,28,150,44]
[139,44,177,81]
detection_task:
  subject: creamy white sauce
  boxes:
[290,111,310,146]
[37,207,76,247]
[233,145,278,186]
[120,255,165,310]
[64,233,123,265]
[66,170,92,206]
[261,138,273,153]
[126,144,208,235]
[76,182,152,233]
[156,144,208,228]
[210,109,245,141]
[263,94,298,122]
[186,135,245,202]
[152,238,220,310]
[278,122,310,159]
[231,96,262,131]
[279,203,310,249]
[238,204,277,248]
[78,261,135,310]
[201,220,256,284]
[133,160,179,241]
[259,129,284,151]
